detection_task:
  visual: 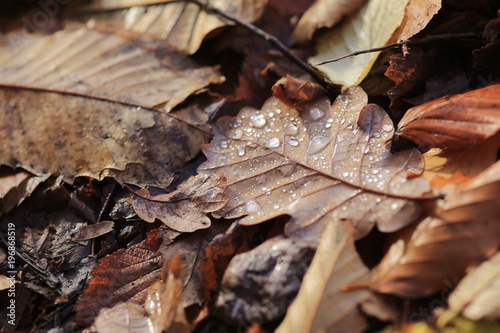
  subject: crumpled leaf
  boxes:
[396,85,500,150]
[277,221,372,333]
[0,27,224,112]
[371,161,500,298]
[71,0,268,54]
[131,174,228,232]
[446,251,500,321]
[292,0,368,44]
[310,0,409,87]
[199,86,431,242]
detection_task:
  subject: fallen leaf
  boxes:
[446,251,500,321]
[310,0,409,87]
[271,75,328,111]
[371,161,500,298]
[71,0,268,54]
[94,302,153,333]
[396,85,500,150]
[388,0,442,44]
[199,86,431,242]
[75,229,164,326]
[72,221,115,242]
[131,174,228,232]
[291,0,368,44]
[0,27,224,112]
[276,221,372,333]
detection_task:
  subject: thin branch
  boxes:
[183,0,339,97]
[315,32,481,66]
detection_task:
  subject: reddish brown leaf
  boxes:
[396,85,500,150]
[272,75,327,111]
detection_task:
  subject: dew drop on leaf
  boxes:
[250,113,267,128]
[237,146,246,156]
[245,200,263,214]
[265,137,281,148]
[233,128,243,139]
[308,136,332,155]
[288,137,299,147]
[284,123,299,135]
[310,108,325,121]
[382,124,393,132]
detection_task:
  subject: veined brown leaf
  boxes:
[371,161,500,298]
[69,0,268,54]
[276,221,372,333]
[0,27,224,112]
[199,86,431,242]
[396,85,500,150]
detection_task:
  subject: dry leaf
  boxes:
[131,174,227,232]
[75,229,164,326]
[199,86,431,242]
[0,27,224,112]
[292,0,368,44]
[446,251,500,321]
[310,0,409,87]
[71,0,268,54]
[72,221,115,242]
[396,85,500,150]
[271,75,327,111]
[371,161,500,298]
[276,221,371,333]
[388,0,442,44]
[94,303,153,333]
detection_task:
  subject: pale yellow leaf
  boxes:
[310,0,409,87]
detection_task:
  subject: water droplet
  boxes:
[372,169,379,174]
[325,118,334,128]
[248,141,257,148]
[288,137,299,146]
[220,140,228,149]
[308,136,331,155]
[237,146,246,156]
[364,146,370,153]
[250,113,266,128]
[347,124,355,131]
[245,200,263,214]
[310,108,325,121]
[273,204,280,209]
[284,123,299,135]
[391,202,400,210]
[233,128,243,139]
[265,137,281,148]
[382,124,393,132]
[342,171,349,177]
[268,111,275,117]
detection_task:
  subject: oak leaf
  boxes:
[131,174,228,232]
[371,161,500,298]
[199,86,431,242]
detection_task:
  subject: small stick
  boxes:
[183,0,339,97]
[315,32,480,66]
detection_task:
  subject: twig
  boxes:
[315,32,481,66]
[183,0,339,97]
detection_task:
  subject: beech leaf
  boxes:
[396,85,500,150]
[0,27,224,112]
[70,0,268,54]
[131,174,228,232]
[371,161,500,298]
[276,221,372,333]
[199,86,431,242]
[310,0,409,87]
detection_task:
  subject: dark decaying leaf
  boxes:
[75,229,164,326]
[199,86,431,242]
[0,88,206,187]
[371,161,500,298]
[69,0,268,54]
[131,174,228,232]
[396,85,500,150]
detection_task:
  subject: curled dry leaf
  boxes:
[199,86,431,242]
[396,85,500,150]
[0,27,224,112]
[371,161,500,298]
[71,0,268,54]
[310,0,409,87]
[291,0,368,44]
[446,251,500,321]
[272,75,328,111]
[131,174,228,232]
[277,222,372,333]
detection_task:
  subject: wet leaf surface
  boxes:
[200,86,431,242]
